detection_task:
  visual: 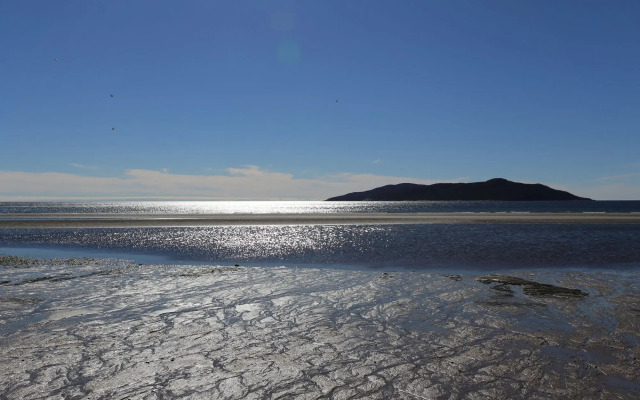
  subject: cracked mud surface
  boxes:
[1,256,639,399]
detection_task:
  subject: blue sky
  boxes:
[1,0,639,200]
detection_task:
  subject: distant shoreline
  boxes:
[1,212,640,228]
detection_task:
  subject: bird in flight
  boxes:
[335,98,339,103]
[109,93,115,98]
[54,58,58,62]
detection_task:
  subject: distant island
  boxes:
[327,178,592,201]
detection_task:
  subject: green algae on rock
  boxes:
[477,274,588,298]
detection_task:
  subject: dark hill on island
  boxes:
[327,178,591,201]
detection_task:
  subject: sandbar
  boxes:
[1,212,640,228]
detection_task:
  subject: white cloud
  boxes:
[0,166,459,201]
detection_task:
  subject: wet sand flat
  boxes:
[1,256,639,399]
[1,212,640,228]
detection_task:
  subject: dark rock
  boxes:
[491,283,514,296]
[523,283,587,297]
[477,299,546,308]
[477,275,530,285]
[477,274,588,298]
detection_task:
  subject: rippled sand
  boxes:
[1,256,639,399]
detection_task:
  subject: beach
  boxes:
[2,209,640,398]
[1,255,639,399]
[2,212,640,228]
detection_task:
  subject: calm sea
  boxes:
[2,200,640,214]
[1,201,640,271]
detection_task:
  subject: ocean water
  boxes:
[2,200,640,214]
[1,201,640,271]
[2,224,640,270]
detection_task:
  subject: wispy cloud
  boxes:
[576,183,640,200]
[556,179,640,200]
[69,163,100,170]
[2,167,639,200]
[0,166,462,201]
[592,173,640,182]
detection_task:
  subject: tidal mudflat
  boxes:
[1,255,639,399]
